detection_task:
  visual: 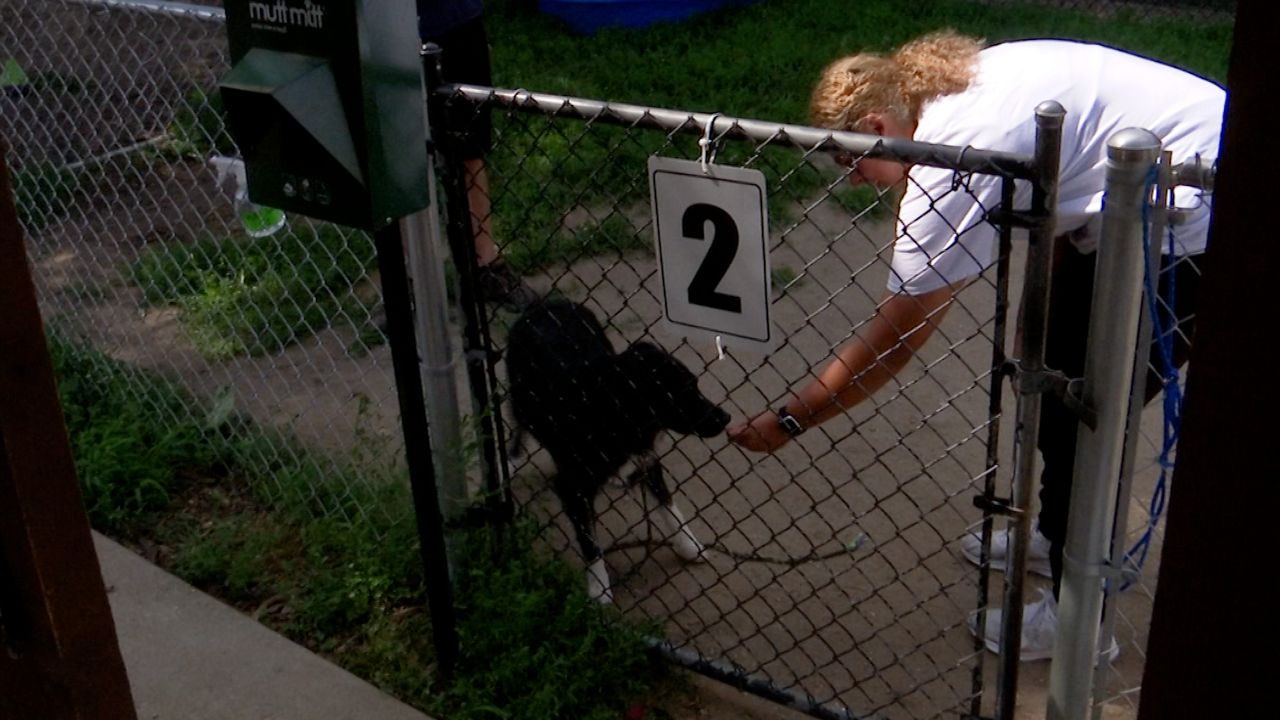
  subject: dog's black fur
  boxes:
[506,299,730,573]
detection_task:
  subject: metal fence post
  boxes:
[405,47,469,569]
[996,100,1065,720]
[1089,148,1171,716]
[1047,128,1161,720]
[373,219,460,677]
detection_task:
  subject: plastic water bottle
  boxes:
[209,155,287,238]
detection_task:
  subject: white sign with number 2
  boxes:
[648,156,775,354]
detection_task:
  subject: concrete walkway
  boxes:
[95,532,431,720]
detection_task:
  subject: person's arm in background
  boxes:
[727,284,958,453]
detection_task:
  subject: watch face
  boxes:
[778,410,803,437]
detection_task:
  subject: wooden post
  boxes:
[0,142,138,719]
[1138,4,1277,718]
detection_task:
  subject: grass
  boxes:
[162,87,239,160]
[475,0,1231,270]
[437,522,677,720]
[50,329,213,535]
[487,0,1230,110]
[49,331,677,720]
[10,162,83,233]
[131,221,381,359]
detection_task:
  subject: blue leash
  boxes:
[1121,171,1184,590]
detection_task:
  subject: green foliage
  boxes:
[131,222,378,358]
[771,265,799,293]
[489,118,660,272]
[504,209,650,273]
[830,183,891,219]
[170,513,289,599]
[164,88,238,159]
[51,324,674,719]
[434,521,672,720]
[10,163,82,233]
[47,330,211,534]
[488,0,1230,108]
[0,59,28,88]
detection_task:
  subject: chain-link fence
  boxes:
[2,1,1216,719]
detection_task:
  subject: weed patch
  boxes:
[11,162,82,233]
[51,333,677,719]
[434,522,678,720]
[163,88,238,160]
[131,222,380,358]
[48,329,212,534]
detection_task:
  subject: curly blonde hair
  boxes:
[809,30,984,132]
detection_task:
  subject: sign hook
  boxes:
[699,112,722,174]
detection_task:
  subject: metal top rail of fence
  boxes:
[444,83,1041,182]
[66,0,226,21]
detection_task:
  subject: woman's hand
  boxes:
[727,410,793,454]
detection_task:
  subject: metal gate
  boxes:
[428,75,1061,719]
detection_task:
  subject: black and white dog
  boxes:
[506,299,730,603]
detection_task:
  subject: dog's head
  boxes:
[620,341,730,438]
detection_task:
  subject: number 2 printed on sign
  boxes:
[682,203,742,314]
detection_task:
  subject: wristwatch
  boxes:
[775,407,805,438]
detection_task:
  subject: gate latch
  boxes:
[1002,361,1097,430]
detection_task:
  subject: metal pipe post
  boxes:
[1090,150,1170,718]
[996,100,1065,720]
[405,44,470,567]
[403,205,468,562]
[373,220,459,677]
[1047,128,1161,720]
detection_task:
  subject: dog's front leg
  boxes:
[558,481,613,604]
[638,459,706,563]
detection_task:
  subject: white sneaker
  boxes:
[968,589,1120,663]
[960,524,1053,578]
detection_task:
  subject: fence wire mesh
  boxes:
[2,0,409,532]
[1093,247,1203,716]
[2,1,1213,718]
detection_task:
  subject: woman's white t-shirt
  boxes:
[890,39,1225,295]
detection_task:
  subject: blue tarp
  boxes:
[539,0,761,34]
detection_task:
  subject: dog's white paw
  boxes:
[586,557,613,604]
[609,457,641,489]
[671,526,706,562]
[657,505,706,562]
